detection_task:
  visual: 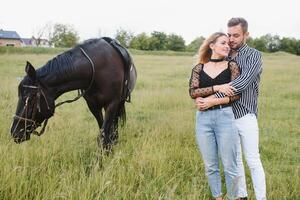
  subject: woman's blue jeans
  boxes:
[195,106,239,199]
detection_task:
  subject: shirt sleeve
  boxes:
[231,50,262,94]
[189,64,215,99]
[215,91,226,98]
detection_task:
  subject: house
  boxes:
[0,29,22,47]
[21,36,52,48]
[38,38,52,48]
[21,37,37,47]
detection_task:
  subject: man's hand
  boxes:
[214,83,236,96]
[195,97,216,111]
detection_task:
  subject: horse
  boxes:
[10,37,137,151]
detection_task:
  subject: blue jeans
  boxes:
[195,107,239,199]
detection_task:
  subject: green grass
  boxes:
[0,51,299,200]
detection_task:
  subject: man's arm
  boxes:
[231,50,262,94]
[214,91,226,98]
[213,51,262,97]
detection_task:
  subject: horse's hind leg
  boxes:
[111,118,119,143]
[84,98,104,133]
[100,100,120,151]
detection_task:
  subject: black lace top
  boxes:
[189,61,240,103]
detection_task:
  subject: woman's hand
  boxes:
[195,97,216,111]
[213,83,236,96]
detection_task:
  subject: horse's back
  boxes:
[80,39,125,104]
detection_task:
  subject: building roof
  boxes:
[21,38,34,45]
[0,29,21,39]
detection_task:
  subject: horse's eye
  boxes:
[23,90,31,97]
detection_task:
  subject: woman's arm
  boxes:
[189,64,216,99]
[195,95,230,110]
[227,60,241,102]
[213,84,236,96]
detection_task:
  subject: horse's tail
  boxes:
[116,100,126,126]
[108,101,126,146]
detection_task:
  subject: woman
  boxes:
[189,32,241,200]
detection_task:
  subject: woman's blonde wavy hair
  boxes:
[198,32,227,64]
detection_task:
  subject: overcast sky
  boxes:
[1,0,299,44]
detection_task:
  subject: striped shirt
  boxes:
[215,44,263,119]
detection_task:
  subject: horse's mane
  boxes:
[36,38,101,79]
[36,51,74,79]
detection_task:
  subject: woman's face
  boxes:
[210,35,230,57]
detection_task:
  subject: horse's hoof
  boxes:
[103,144,113,154]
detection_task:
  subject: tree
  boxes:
[50,23,79,48]
[247,36,255,48]
[31,22,54,46]
[115,28,134,48]
[280,37,294,53]
[280,37,300,55]
[261,34,281,52]
[166,34,185,51]
[129,33,151,50]
[251,37,267,52]
[295,40,300,55]
[149,31,168,50]
[186,36,205,52]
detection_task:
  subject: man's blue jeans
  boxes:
[195,107,239,199]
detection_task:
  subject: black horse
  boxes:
[10,37,137,150]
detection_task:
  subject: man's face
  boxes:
[227,24,248,50]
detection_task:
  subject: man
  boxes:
[197,17,266,200]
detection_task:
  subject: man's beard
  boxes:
[230,43,241,50]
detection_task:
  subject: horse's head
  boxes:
[11,61,54,143]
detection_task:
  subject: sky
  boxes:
[1,0,299,44]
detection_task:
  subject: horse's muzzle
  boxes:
[12,130,31,143]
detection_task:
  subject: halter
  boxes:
[13,84,51,136]
[12,47,95,137]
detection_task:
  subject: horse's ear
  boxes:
[25,61,36,80]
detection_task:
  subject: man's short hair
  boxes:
[227,17,248,33]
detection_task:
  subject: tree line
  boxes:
[44,23,300,55]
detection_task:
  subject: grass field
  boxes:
[0,50,299,200]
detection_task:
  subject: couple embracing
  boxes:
[189,17,266,200]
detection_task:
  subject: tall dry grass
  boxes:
[0,51,299,199]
